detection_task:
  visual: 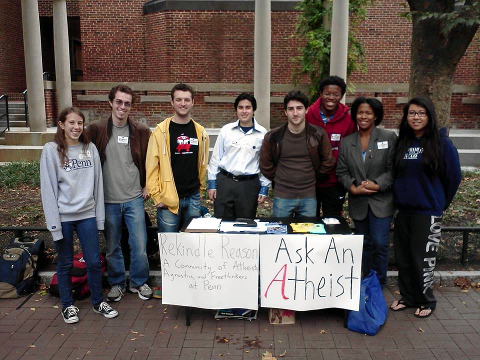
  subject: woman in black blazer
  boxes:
[336,97,397,286]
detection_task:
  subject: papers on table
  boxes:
[185,217,222,232]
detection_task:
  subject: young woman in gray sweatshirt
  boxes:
[40,107,118,323]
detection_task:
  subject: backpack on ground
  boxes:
[0,236,45,298]
[49,253,106,300]
[347,269,388,336]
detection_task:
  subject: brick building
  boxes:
[1,0,479,129]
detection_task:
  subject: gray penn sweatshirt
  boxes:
[40,141,105,241]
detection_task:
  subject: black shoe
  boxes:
[62,305,79,324]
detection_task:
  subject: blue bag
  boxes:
[347,270,387,336]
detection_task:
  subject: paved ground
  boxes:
[0,284,479,360]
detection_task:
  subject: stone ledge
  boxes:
[140,95,171,103]
[462,97,480,105]
[143,0,300,15]
[44,81,480,94]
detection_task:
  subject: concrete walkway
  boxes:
[0,283,479,360]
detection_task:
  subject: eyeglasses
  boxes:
[114,99,132,108]
[407,110,427,118]
[322,92,342,99]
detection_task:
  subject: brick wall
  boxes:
[78,0,146,82]
[0,1,25,94]
[2,0,479,129]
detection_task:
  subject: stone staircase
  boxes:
[0,101,29,129]
[0,127,478,167]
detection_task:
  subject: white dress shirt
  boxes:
[207,118,271,195]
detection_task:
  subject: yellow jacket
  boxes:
[146,116,209,214]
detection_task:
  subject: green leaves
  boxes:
[291,0,370,101]
[408,1,480,35]
[0,161,40,188]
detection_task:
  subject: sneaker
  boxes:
[129,283,153,300]
[62,305,79,324]
[107,285,126,302]
[153,286,162,299]
[93,302,119,319]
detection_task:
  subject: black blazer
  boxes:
[336,127,397,220]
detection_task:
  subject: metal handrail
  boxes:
[1,225,479,265]
[0,94,9,133]
[22,90,28,126]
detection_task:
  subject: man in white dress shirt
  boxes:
[207,93,270,219]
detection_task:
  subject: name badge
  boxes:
[377,141,388,150]
[117,136,129,144]
[78,150,91,159]
[331,133,341,141]
[190,138,199,146]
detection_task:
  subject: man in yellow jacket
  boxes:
[146,83,209,232]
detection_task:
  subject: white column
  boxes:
[53,0,72,111]
[330,0,349,104]
[254,0,271,129]
[21,0,46,131]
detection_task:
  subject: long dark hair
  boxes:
[393,97,443,178]
[54,107,90,165]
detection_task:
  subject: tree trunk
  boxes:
[408,0,479,129]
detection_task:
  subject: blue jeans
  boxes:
[157,192,201,232]
[104,196,149,288]
[273,197,317,218]
[354,208,392,286]
[55,217,103,308]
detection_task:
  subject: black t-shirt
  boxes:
[169,120,200,197]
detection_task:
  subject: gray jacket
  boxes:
[336,127,397,220]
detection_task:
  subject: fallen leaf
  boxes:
[319,329,327,334]
[455,277,471,289]
[131,331,138,334]
[53,305,59,309]
[130,338,137,341]
[245,350,249,353]
[28,345,35,348]
[30,308,35,311]
[174,325,178,329]
[163,308,168,313]
[261,351,277,360]
[394,290,400,295]
[418,327,424,333]
[147,305,153,308]
[279,350,287,357]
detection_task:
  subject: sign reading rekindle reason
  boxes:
[158,233,363,311]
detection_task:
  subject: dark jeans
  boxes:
[105,196,149,288]
[273,197,316,218]
[157,192,202,232]
[55,217,103,308]
[354,208,392,286]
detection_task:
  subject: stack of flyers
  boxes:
[266,223,288,234]
[215,308,258,321]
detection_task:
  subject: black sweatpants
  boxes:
[316,183,346,218]
[393,210,442,309]
[214,172,260,220]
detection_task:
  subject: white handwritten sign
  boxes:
[260,235,363,311]
[158,233,260,310]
